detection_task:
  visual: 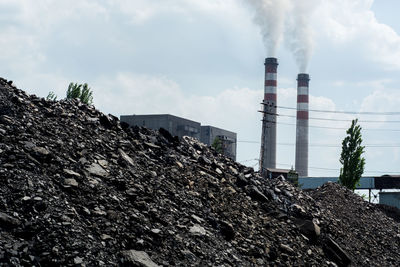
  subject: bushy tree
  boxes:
[339,119,365,190]
[66,82,93,105]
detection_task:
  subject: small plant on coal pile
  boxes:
[46,91,57,101]
[288,166,301,187]
[339,119,365,191]
[66,82,93,105]
[211,136,223,154]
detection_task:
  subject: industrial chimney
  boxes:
[295,73,310,177]
[260,57,278,177]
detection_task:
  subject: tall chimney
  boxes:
[260,57,278,177]
[295,73,310,177]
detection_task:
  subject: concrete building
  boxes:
[120,114,201,139]
[120,114,237,160]
[379,192,400,209]
[201,125,237,160]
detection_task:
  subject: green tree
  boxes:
[66,82,93,105]
[211,136,223,154]
[339,119,365,190]
[46,91,57,101]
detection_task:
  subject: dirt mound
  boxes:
[0,78,399,266]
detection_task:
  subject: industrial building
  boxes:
[120,114,201,139]
[120,114,237,160]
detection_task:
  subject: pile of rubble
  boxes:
[0,78,400,266]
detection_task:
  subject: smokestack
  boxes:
[295,73,310,177]
[260,57,278,177]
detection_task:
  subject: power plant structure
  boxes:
[260,57,278,177]
[259,58,310,178]
[295,73,310,177]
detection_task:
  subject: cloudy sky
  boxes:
[1,0,400,177]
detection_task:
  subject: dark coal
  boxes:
[0,78,399,266]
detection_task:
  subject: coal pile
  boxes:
[1,78,400,266]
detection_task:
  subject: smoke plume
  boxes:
[245,0,317,72]
[247,0,290,57]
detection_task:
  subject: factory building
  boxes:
[120,114,201,139]
[120,114,237,160]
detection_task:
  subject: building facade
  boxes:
[120,114,201,139]
[120,114,237,160]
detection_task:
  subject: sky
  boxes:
[1,0,400,177]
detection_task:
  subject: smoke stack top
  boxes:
[297,73,310,84]
[265,58,278,77]
[265,57,279,66]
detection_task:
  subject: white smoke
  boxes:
[245,0,318,72]
[246,0,291,57]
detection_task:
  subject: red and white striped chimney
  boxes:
[295,73,310,177]
[260,57,278,177]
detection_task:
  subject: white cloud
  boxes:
[94,72,262,130]
[314,0,400,69]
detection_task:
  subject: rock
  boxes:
[291,204,306,215]
[31,146,51,162]
[235,174,248,187]
[63,169,81,178]
[219,220,235,241]
[158,128,178,145]
[98,159,109,168]
[74,257,83,265]
[229,166,238,175]
[247,186,269,203]
[264,189,279,201]
[323,237,352,267]
[280,244,294,254]
[181,249,197,261]
[120,250,160,267]
[189,225,207,236]
[175,161,184,169]
[198,156,211,165]
[64,178,79,187]
[118,149,135,166]
[151,229,161,235]
[144,142,160,149]
[0,212,21,228]
[295,219,320,241]
[101,234,112,240]
[32,146,50,156]
[86,163,108,177]
[99,114,115,129]
[191,214,204,224]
